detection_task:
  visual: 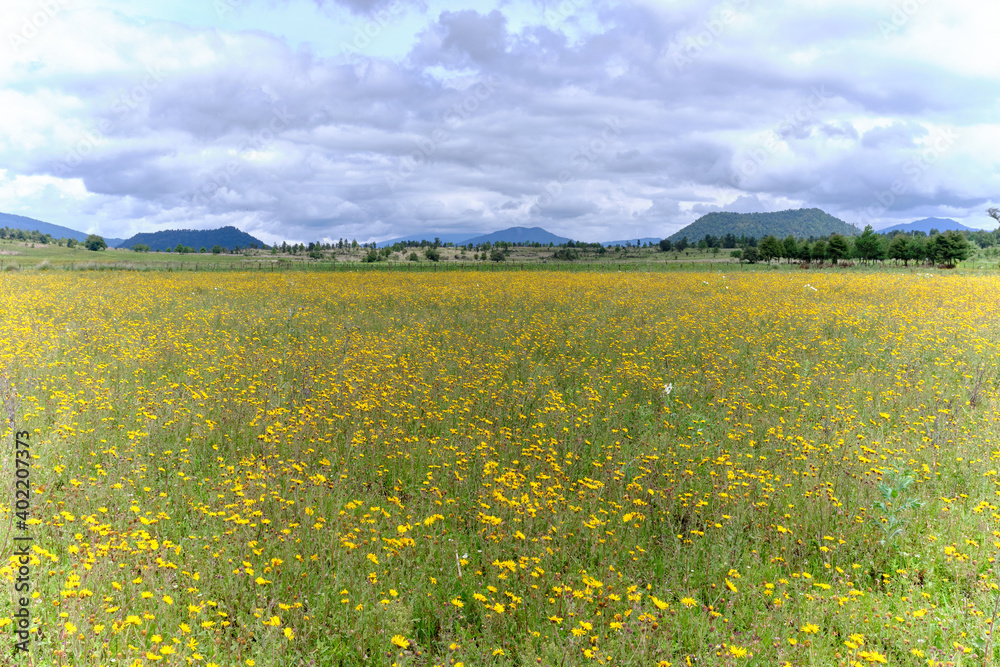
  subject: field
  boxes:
[2,269,1000,666]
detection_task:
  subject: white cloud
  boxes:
[0,0,997,242]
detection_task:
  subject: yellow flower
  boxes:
[729,645,748,658]
[391,635,410,650]
[450,598,464,608]
[64,622,77,634]
[651,596,669,610]
[284,627,294,639]
[163,595,173,604]
[801,623,819,634]
[680,597,697,608]
[857,650,887,663]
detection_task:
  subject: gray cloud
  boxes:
[5,0,998,243]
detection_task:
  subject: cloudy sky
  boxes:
[1,0,998,245]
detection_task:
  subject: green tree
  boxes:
[811,239,828,262]
[490,248,507,262]
[930,230,971,265]
[887,235,911,266]
[782,235,798,263]
[740,246,760,264]
[853,225,885,264]
[424,247,441,262]
[827,234,849,264]
[131,244,150,253]
[907,235,928,265]
[212,245,223,255]
[85,234,107,251]
[758,235,782,263]
[659,239,672,252]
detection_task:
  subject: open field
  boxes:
[2,270,1000,666]
[2,238,999,273]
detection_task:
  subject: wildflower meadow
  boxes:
[2,269,1000,666]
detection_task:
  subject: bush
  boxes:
[551,248,579,261]
[408,252,419,262]
[85,234,107,251]
[132,244,150,253]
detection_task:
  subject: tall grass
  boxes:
[0,270,998,665]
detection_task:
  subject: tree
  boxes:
[758,235,782,263]
[490,248,507,262]
[85,234,107,251]
[887,235,911,266]
[132,244,150,253]
[659,239,673,252]
[212,245,223,255]
[783,235,798,263]
[827,234,849,264]
[675,237,689,252]
[424,247,441,262]
[740,246,760,264]
[929,230,971,265]
[853,225,885,264]
[907,235,928,265]
[811,239,827,262]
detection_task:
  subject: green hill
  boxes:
[119,226,265,252]
[668,208,859,242]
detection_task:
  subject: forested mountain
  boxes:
[119,226,265,251]
[463,227,572,245]
[668,208,859,243]
[879,218,978,234]
[0,211,124,247]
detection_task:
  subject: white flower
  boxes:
[663,383,673,396]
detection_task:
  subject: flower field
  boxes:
[2,269,1000,666]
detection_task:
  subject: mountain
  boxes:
[668,208,859,243]
[0,211,124,247]
[119,226,265,251]
[878,217,978,234]
[463,227,573,245]
[602,237,661,247]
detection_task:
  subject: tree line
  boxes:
[666,226,977,266]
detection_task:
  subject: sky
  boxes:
[1,0,998,245]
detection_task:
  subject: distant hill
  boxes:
[0,211,124,247]
[119,226,265,251]
[463,227,572,246]
[668,208,859,242]
[602,237,661,247]
[878,217,978,234]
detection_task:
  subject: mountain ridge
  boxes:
[119,226,266,251]
[668,208,860,243]
[878,217,978,234]
[0,211,124,247]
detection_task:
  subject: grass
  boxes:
[0,269,999,666]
